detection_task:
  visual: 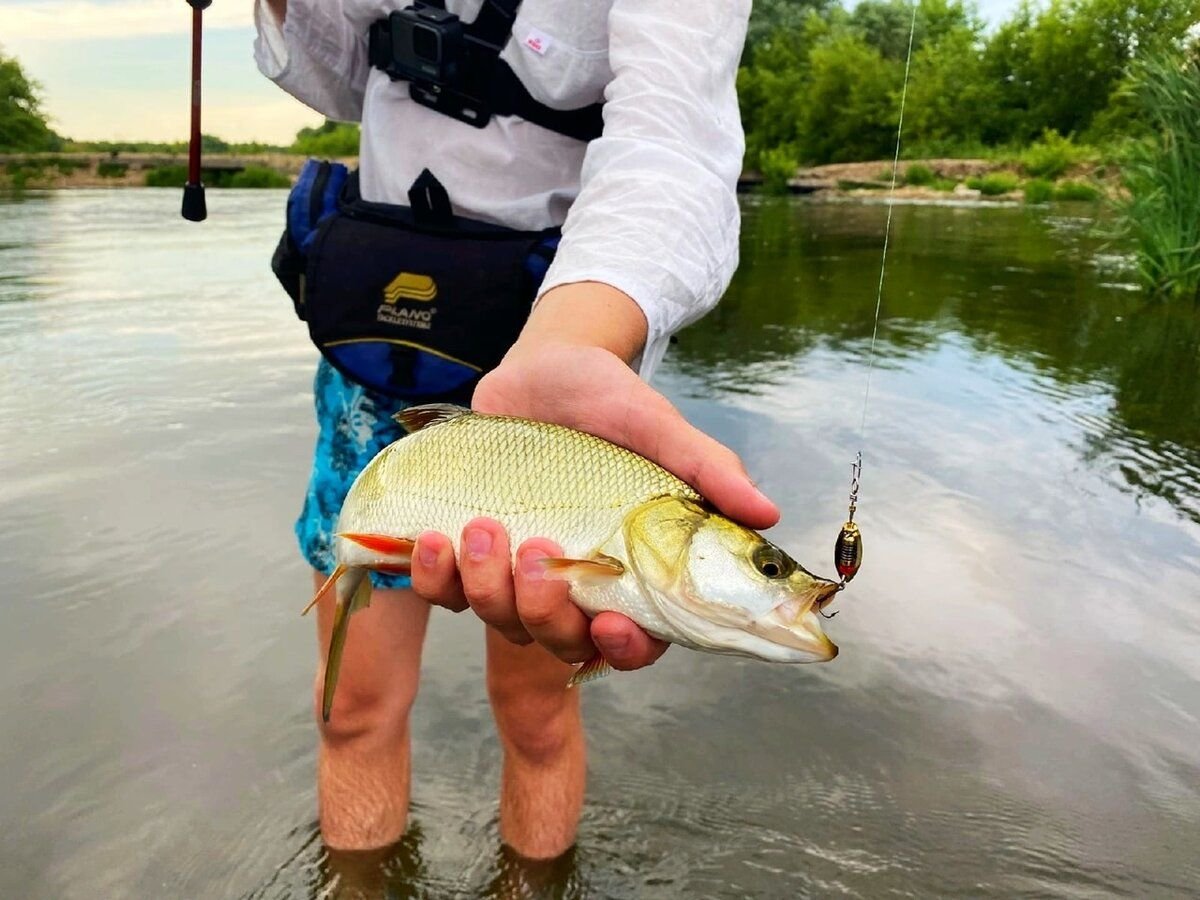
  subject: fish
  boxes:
[306,403,840,720]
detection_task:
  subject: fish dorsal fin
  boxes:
[393,403,472,433]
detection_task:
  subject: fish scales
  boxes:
[338,413,701,560]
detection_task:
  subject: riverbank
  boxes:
[0,152,1111,203]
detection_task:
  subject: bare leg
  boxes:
[312,570,430,850]
[486,628,585,859]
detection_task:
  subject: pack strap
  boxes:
[368,1,604,142]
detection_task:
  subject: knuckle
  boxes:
[515,595,558,631]
[463,576,511,613]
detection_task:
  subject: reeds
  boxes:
[1116,51,1200,302]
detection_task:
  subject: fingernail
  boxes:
[418,537,438,568]
[594,632,629,656]
[466,528,492,560]
[519,548,547,581]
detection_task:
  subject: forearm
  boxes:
[263,0,286,22]
[517,283,648,368]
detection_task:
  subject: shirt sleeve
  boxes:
[535,0,751,380]
[253,0,373,122]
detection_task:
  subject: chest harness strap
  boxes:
[368,0,604,142]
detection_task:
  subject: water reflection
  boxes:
[677,198,1200,523]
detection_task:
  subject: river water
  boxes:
[0,189,1197,898]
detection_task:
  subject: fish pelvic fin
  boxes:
[393,403,471,433]
[302,563,346,616]
[567,652,612,688]
[336,532,415,561]
[322,567,371,723]
[540,553,625,582]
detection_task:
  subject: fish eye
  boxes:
[752,545,793,580]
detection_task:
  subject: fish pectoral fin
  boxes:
[302,563,346,616]
[392,404,471,432]
[322,569,371,723]
[539,553,626,582]
[567,652,612,688]
[336,533,416,559]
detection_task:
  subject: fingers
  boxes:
[590,612,669,671]
[458,519,532,645]
[410,531,468,612]
[513,540,595,664]
[413,515,668,673]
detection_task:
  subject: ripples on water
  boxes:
[1,190,1198,899]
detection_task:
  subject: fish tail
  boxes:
[322,567,371,723]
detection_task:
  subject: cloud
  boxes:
[0,0,253,41]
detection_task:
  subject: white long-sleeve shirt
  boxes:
[254,0,749,379]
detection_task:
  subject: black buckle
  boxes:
[409,81,491,129]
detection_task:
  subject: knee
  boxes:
[488,677,581,765]
[314,668,418,751]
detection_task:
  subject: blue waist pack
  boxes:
[271,160,559,402]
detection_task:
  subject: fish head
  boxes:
[626,497,840,663]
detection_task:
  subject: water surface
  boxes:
[1,190,1197,898]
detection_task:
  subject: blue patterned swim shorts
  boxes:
[296,358,412,588]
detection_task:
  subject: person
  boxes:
[254,0,774,861]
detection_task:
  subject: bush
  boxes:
[1116,51,1200,300]
[227,166,291,188]
[1023,178,1053,203]
[974,172,1019,195]
[291,120,360,157]
[144,165,187,187]
[757,145,798,194]
[96,161,128,178]
[904,163,935,185]
[1020,130,1083,179]
[1053,180,1099,201]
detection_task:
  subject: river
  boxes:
[1,189,1197,898]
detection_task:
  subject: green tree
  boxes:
[0,48,60,152]
[291,118,360,156]
[744,0,833,62]
[738,18,821,167]
[982,0,1200,143]
[799,31,898,163]
[905,22,999,151]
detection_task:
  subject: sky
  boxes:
[1,0,1023,145]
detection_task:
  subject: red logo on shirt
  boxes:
[526,36,543,52]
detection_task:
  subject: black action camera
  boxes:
[384,4,464,83]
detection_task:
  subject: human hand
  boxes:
[409,283,779,671]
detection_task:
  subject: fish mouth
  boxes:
[750,582,840,661]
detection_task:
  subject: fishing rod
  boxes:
[181,0,212,222]
[828,0,919,603]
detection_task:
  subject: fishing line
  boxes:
[832,0,919,592]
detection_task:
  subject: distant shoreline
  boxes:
[1,152,1111,203]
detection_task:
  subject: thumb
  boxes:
[616,381,780,530]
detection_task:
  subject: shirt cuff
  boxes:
[535,268,681,381]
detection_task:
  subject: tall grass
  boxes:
[1116,51,1200,302]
